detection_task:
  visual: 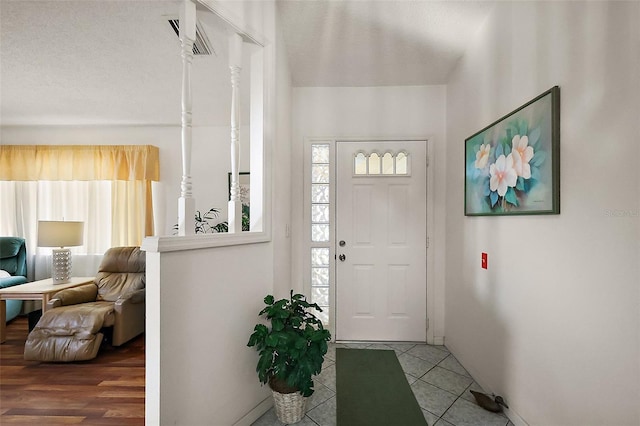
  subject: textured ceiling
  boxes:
[1,0,495,126]
[0,0,251,126]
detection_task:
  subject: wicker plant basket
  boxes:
[272,389,307,424]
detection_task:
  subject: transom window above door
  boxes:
[354,151,410,176]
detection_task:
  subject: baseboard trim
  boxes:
[502,407,529,426]
[445,341,529,426]
[432,335,445,345]
[233,395,273,426]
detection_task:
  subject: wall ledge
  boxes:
[141,232,269,253]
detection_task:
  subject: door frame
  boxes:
[303,136,436,344]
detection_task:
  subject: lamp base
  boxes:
[51,248,72,284]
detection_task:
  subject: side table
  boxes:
[0,277,94,343]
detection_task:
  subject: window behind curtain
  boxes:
[0,144,159,280]
[0,181,114,279]
[0,181,112,254]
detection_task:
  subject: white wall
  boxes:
[0,124,251,235]
[272,17,293,298]
[145,243,273,425]
[291,85,447,342]
[445,2,640,425]
[145,1,291,424]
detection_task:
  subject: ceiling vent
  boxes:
[168,19,214,56]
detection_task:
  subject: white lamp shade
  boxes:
[38,221,84,248]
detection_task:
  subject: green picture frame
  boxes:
[464,86,560,216]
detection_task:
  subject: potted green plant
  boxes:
[172,206,250,234]
[247,291,331,424]
[172,207,228,234]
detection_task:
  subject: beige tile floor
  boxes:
[252,342,515,426]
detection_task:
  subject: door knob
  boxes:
[339,240,346,247]
[339,254,346,262]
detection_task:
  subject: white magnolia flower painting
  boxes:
[465,87,560,215]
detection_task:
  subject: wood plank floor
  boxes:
[0,317,144,425]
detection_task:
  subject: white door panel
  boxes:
[336,141,427,342]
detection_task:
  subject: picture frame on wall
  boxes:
[464,86,560,216]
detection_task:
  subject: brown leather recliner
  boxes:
[24,246,145,362]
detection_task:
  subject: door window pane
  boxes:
[311,184,329,203]
[312,287,329,306]
[311,248,329,267]
[311,224,330,242]
[368,153,381,174]
[315,307,329,325]
[312,164,329,183]
[396,152,408,175]
[311,204,329,223]
[312,144,330,164]
[354,152,367,175]
[382,152,394,174]
[312,267,329,286]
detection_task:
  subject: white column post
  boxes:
[177,0,196,236]
[228,33,243,233]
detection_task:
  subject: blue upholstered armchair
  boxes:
[0,237,28,322]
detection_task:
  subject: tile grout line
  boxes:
[412,352,473,426]
[435,355,472,424]
[431,371,511,426]
[320,344,462,426]
[303,414,320,426]
[439,394,464,425]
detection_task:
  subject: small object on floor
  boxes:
[469,390,509,413]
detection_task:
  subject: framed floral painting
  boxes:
[465,86,560,216]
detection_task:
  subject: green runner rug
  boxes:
[336,348,427,426]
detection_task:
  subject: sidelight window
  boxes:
[309,143,331,324]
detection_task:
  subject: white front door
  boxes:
[335,140,427,342]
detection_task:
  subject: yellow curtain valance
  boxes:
[0,145,159,181]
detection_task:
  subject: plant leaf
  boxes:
[532,151,546,167]
[528,127,541,147]
[505,187,518,206]
[490,191,499,208]
[483,180,491,197]
[519,120,528,136]
[272,318,284,332]
[531,166,541,181]
[495,143,504,158]
[265,334,278,347]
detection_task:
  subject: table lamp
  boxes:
[37,220,84,284]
